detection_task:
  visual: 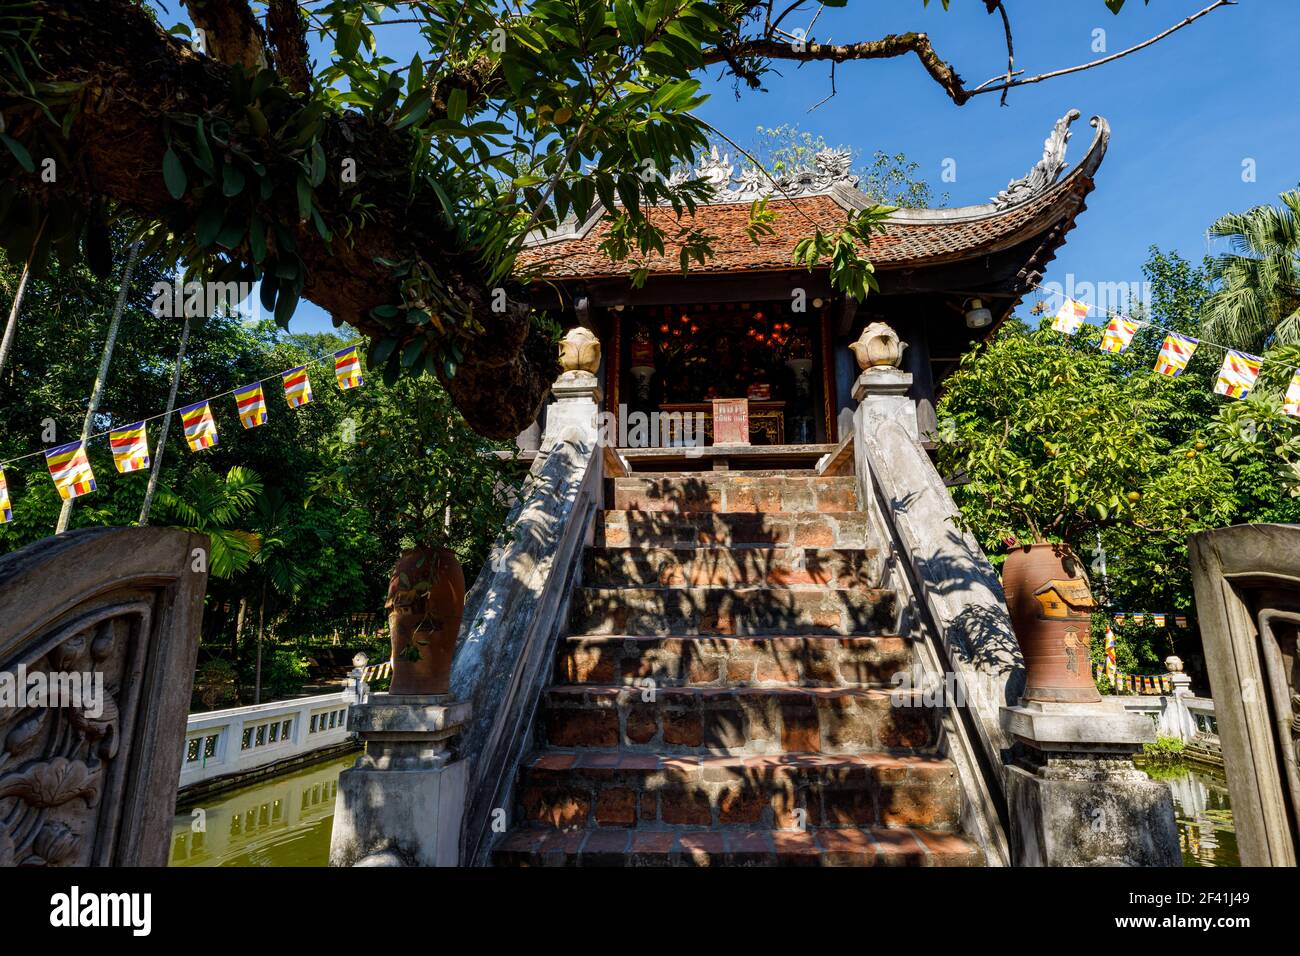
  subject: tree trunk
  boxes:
[254,580,266,705]
[138,314,190,526]
[57,241,141,534]
[0,218,47,379]
[231,595,248,704]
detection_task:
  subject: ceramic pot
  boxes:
[386,547,465,696]
[1002,542,1102,704]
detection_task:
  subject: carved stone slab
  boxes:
[0,527,209,866]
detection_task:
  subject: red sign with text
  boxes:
[712,398,750,445]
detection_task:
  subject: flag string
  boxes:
[1026,281,1300,379]
[0,336,365,471]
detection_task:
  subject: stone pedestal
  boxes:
[1000,700,1180,866]
[545,370,602,445]
[852,366,918,441]
[328,694,471,867]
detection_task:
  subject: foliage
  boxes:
[157,464,264,579]
[1202,189,1300,354]
[1142,735,1187,762]
[740,125,947,208]
[193,658,238,711]
[936,319,1236,553]
[314,371,520,578]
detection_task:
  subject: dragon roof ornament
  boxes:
[665,145,859,202]
[991,109,1083,210]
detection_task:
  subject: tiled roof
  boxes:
[517,115,1108,282]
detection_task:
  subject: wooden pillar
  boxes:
[902,315,938,440]
[833,297,861,441]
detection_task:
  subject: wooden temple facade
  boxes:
[517,110,1109,456]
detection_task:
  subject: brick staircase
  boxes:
[493,471,984,866]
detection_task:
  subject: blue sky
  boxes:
[164,1,1298,333]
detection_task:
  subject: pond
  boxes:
[1143,762,1239,867]
[169,751,356,867]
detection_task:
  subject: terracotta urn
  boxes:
[386,546,465,696]
[1002,542,1102,704]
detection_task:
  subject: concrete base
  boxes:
[1005,756,1181,867]
[328,694,471,867]
[329,758,468,867]
[852,367,918,440]
[1001,700,1181,866]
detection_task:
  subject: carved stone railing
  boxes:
[1189,524,1300,866]
[0,527,209,866]
[839,400,1019,866]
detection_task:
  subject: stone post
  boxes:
[1158,655,1197,743]
[849,322,918,441]
[545,326,602,445]
[328,695,472,867]
[999,697,1180,865]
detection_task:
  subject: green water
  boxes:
[168,752,355,867]
[1145,763,1239,867]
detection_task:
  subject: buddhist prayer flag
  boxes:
[0,468,11,524]
[1284,371,1300,418]
[334,346,363,390]
[1175,614,1188,628]
[1153,613,1167,628]
[1113,613,1126,626]
[1051,298,1089,335]
[1100,316,1140,354]
[44,440,96,500]
[108,421,150,473]
[1104,627,1117,686]
[1214,349,1263,399]
[282,366,313,407]
[234,382,268,429]
[180,400,219,451]
[1154,333,1198,376]
[1133,614,1145,625]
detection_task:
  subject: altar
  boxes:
[660,401,785,446]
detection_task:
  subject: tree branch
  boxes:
[265,0,313,94]
[702,32,971,105]
[181,0,267,71]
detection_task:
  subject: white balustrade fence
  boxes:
[179,691,357,790]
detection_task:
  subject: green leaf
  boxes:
[222,163,245,197]
[296,175,312,221]
[162,147,187,199]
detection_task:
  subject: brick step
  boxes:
[513,751,962,831]
[493,825,983,866]
[540,685,938,755]
[583,547,883,590]
[598,510,869,548]
[613,475,858,513]
[558,635,912,688]
[569,585,896,637]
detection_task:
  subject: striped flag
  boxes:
[108,421,150,473]
[1153,613,1167,628]
[1214,349,1263,399]
[1104,627,1117,687]
[179,400,219,451]
[1284,371,1300,418]
[0,467,11,523]
[1175,614,1188,628]
[1154,333,1198,376]
[1051,298,1089,335]
[334,346,363,391]
[1100,316,1140,354]
[44,440,96,500]
[282,366,313,407]
[1133,613,1145,625]
[1114,613,1126,626]
[234,382,268,429]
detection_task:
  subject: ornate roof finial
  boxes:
[991,109,1083,210]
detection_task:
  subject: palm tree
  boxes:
[156,464,263,578]
[1203,189,1300,353]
